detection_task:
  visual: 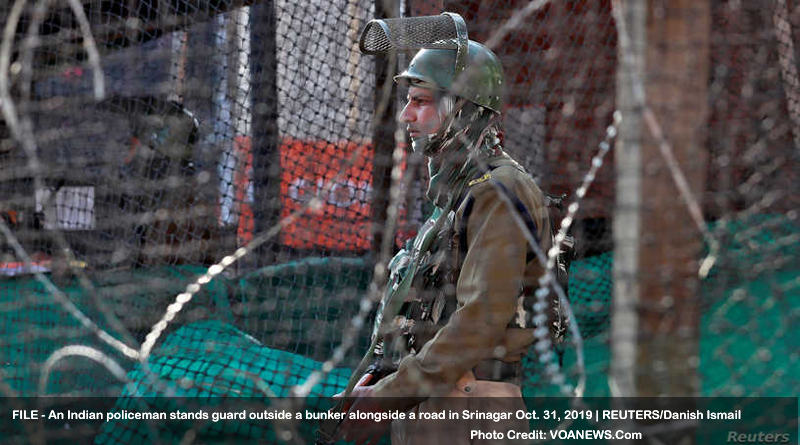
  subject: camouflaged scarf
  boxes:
[424,101,502,207]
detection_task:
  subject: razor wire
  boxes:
[1,0,141,362]
[0,0,797,444]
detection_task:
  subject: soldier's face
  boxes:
[399,86,442,140]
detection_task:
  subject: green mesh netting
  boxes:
[95,320,348,445]
[0,214,797,443]
[2,0,798,444]
[1,265,231,396]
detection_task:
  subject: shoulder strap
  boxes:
[457,175,541,281]
[489,179,541,247]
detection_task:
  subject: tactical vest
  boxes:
[374,165,573,369]
[374,207,458,366]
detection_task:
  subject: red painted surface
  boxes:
[279,138,375,251]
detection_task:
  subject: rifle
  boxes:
[314,198,459,444]
[314,361,394,444]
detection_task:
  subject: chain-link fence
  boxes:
[0,0,797,443]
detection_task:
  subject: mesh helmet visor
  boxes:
[358,13,503,112]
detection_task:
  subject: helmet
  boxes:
[359,12,505,112]
[394,41,504,112]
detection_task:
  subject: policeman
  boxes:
[333,13,556,445]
